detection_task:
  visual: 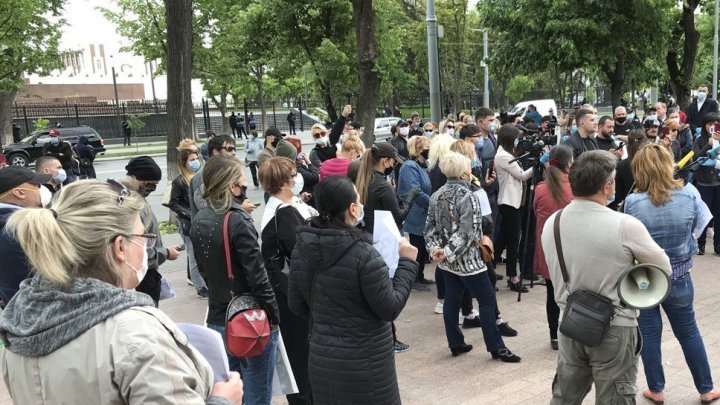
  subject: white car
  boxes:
[509,99,558,119]
[374,117,403,140]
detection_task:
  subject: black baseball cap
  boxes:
[0,166,52,195]
[350,121,364,130]
[397,120,409,127]
[371,142,404,163]
[264,127,282,138]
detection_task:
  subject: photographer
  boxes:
[564,109,598,158]
[494,124,533,293]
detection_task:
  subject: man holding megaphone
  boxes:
[542,150,672,405]
[625,144,720,404]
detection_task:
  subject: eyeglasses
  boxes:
[107,179,129,206]
[116,233,157,249]
[222,146,237,152]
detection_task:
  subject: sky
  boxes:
[59,0,125,51]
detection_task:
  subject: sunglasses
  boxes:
[222,146,237,152]
[446,125,455,129]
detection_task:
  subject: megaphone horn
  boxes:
[617,264,671,310]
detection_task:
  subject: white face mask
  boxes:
[424,130,433,137]
[353,203,364,226]
[127,240,149,285]
[40,186,52,207]
[399,127,410,137]
[291,173,304,195]
[447,128,455,137]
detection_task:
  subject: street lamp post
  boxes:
[426,0,441,124]
[111,65,123,140]
[714,0,719,100]
[483,30,490,108]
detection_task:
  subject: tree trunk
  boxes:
[352,0,381,147]
[254,66,268,131]
[604,54,625,110]
[220,85,229,135]
[321,88,337,123]
[165,0,194,180]
[667,0,700,110]
[0,90,17,146]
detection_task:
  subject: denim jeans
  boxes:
[638,274,714,394]
[442,270,504,352]
[207,324,280,405]
[697,184,720,252]
[181,230,206,292]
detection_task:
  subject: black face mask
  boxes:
[421,150,430,160]
[139,183,157,197]
[615,116,626,124]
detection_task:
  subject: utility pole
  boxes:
[426,0,441,124]
[111,66,123,139]
[483,30,490,108]
[714,0,719,100]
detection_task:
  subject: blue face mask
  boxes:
[471,157,480,168]
[571,125,577,133]
[49,137,59,145]
[539,151,550,165]
[187,160,201,172]
[475,137,485,149]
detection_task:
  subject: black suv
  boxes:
[2,126,107,167]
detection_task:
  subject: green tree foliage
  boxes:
[506,75,534,104]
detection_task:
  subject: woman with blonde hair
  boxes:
[439,119,456,138]
[191,155,280,405]
[0,180,243,404]
[624,144,720,404]
[319,136,364,180]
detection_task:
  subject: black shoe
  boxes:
[491,348,521,363]
[412,282,431,292]
[462,316,482,329]
[419,278,436,285]
[394,340,410,353]
[495,273,504,281]
[451,344,473,357]
[698,245,705,255]
[508,280,529,293]
[196,287,209,299]
[498,322,518,337]
[550,339,558,350]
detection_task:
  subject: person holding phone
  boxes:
[693,114,720,255]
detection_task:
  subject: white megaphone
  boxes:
[617,264,671,310]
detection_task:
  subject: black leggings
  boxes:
[495,204,522,278]
[546,279,560,340]
[409,233,428,281]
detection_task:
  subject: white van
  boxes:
[509,99,558,119]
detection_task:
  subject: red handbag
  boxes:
[223,211,271,357]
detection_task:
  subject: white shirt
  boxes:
[261,195,318,231]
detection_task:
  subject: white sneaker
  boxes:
[434,302,443,314]
[470,309,479,318]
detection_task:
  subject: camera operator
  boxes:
[540,116,557,145]
[564,109,598,159]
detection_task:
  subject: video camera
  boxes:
[513,125,552,168]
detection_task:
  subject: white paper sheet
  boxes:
[177,323,230,383]
[272,332,300,395]
[373,210,402,278]
[686,183,714,239]
[473,188,493,217]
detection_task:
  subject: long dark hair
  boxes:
[700,113,719,141]
[497,124,520,154]
[544,144,572,203]
[310,176,368,241]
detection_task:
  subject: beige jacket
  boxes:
[494,146,534,209]
[2,306,227,405]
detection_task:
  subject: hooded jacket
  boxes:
[0,204,29,303]
[75,136,95,161]
[288,225,417,405]
[0,276,230,404]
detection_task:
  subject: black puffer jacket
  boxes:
[288,225,417,405]
[363,171,420,232]
[191,203,279,327]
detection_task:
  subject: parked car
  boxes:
[2,126,107,167]
[374,116,402,140]
[509,99,558,120]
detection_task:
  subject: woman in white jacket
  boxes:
[493,124,533,292]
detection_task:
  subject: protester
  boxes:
[0,154,7,169]
[0,180,243,404]
[624,144,720,404]
[542,150,671,404]
[409,112,423,137]
[609,129,650,211]
[318,136,364,180]
[168,147,208,299]
[75,136,96,179]
[390,121,411,161]
[42,129,76,184]
[687,85,719,135]
[423,122,436,137]
[397,136,433,286]
[532,144,573,350]
[668,108,694,157]
[200,131,216,161]
[190,135,236,217]
[309,123,335,167]
[564,109,598,158]
[244,131,263,190]
[494,124,533,292]
[0,167,49,304]
[595,116,622,157]
[191,155,280,405]
[259,157,318,405]
[439,119,456,138]
[258,127,281,169]
[123,156,181,304]
[660,118,682,162]
[425,152,521,362]
[288,175,418,404]
[35,156,65,200]
[526,104,542,125]
[295,152,319,199]
[121,118,132,146]
[692,113,720,255]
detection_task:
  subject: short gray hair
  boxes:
[439,152,471,179]
[569,150,617,197]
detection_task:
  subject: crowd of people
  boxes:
[0,89,718,405]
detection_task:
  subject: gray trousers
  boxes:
[551,325,641,405]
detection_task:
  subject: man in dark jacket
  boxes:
[42,129,76,184]
[12,123,22,143]
[286,110,297,135]
[121,119,132,146]
[124,156,181,304]
[229,112,238,138]
[686,85,719,135]
[563,109,598,158]
[0,167,50,305]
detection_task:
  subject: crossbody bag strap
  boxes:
[274,204,287,257]
[223,211,234,281]
[552,209,570,288]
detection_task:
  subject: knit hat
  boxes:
[264,127,282,138]
[125,156,162,181]
[275,139,298,161]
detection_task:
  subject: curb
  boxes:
[96,153,167,162]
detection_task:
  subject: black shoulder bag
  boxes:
[554,209,615,347]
